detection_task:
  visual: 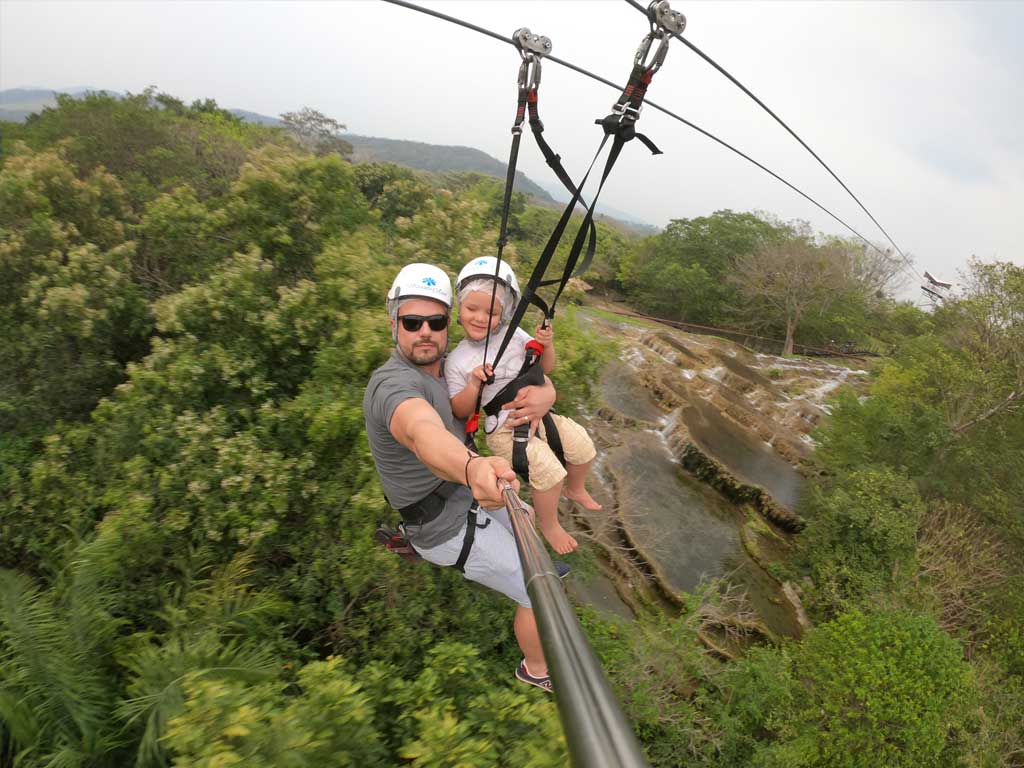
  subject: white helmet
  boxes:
[387,263,452,311]
[456,257,521,326]
[387,263,452,341]
[457,257,521,298]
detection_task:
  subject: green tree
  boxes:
[935,259,1023,435]
[279,107,353,158]
[706,611,976,768]
[781,611,974,768]
[801,467,925,609]
[164,644,566,767]
[353,163,432,225]
[17,89,281,206]
[0,533,127,766]
[0,146,150,437]
[729,234,847,356]
[619,210,790,325]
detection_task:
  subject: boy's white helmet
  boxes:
[387,263,453,311]
[456,257,521,299]
[456,257,521,327]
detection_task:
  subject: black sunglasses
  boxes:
[399,314,449,333]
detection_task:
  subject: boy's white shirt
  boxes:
[447,326,533,433]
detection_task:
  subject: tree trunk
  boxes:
[783,315,795,356]
[952,390,1021,435]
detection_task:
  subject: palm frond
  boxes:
[117,632,277,768]
[0,562,121,763]
[0,686,43,754]
[186,551,285,635]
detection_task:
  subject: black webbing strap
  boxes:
[544,412,567,466]
[454,503,486,573]
[527,90,598,292]
[482,346,547,419]
[490,134,609,366]
[543,64,662,314]
[397,480,460,525]
[511,422,531,482]
[496,88,529,252]
[510,411,565,484]
[490,57,663,370]
[465,84,531,445]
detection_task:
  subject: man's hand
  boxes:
[467,455,519,508]
[501,377,556,428]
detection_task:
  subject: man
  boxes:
[362,262,556,691]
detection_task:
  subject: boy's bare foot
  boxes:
[539,520,578,554]
[564,488,603,511]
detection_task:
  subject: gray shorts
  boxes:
[413,506,531,608]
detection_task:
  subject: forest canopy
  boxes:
[1,91,1021,768]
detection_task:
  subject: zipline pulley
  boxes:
[650,0,686,37]
[513,27,552,59]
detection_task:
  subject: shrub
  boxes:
[801,467,924,610]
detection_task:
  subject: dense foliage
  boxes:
[2,91,1021,768]
[618,209,920,352]
[0,93,608,767]
[578,256,1024,766]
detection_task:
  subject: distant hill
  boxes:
[229,111,658,232]
[227,109,553,202]
[230,108,283,127]
[0,86,109,105]
[536,180,660,236]
[1,89,657,231]
[345,135,555,203]
[0,87,122,122]
[229,108,553,203]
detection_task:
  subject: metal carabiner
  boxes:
[635,0,686,74]
[516,54,543,92]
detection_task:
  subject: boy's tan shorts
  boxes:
[485,413,596,491]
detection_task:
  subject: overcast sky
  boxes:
[3,0,1022,296]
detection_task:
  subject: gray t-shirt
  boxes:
[363,350,472,548]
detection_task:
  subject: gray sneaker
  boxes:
[515,659,553,692]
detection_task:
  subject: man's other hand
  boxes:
[501,379,556,426]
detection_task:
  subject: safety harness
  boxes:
[463,27,591,440]
[379,480,488,572]
[493,0,684,357]
[466,2,684,478]
[482,339,567,483]
[378,1,685,563]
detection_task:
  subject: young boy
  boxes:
[446,257,602,555]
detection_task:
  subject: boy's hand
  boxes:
[471,364,494,386]
[534,324,553,346]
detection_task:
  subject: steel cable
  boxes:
[621,0,919,276]
[378,0,897,260]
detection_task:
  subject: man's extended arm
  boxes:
[389,397,517,508]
